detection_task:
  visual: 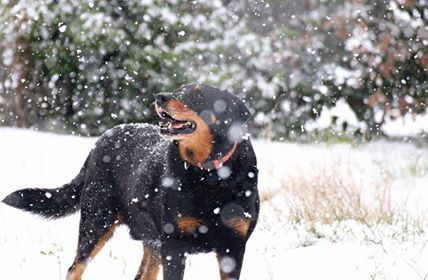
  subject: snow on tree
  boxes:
[0,0,426,139]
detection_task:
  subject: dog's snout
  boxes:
[155,92,171,103]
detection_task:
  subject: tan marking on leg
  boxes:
[89,224,117,259]
[176,216,205,234]
[224,218,250,237]
[211,113,217,124]
[68,224,118,280]
[66,262,86,280]
[138,246,161,280]
[116,212,125,224]
[216,254,229,280]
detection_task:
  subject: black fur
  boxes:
[3,159,87,218]
[3,84,259,280]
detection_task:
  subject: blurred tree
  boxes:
[319,0,428,138]
[232,0,427,139]
[0,0,426,139]
[0,0,266,135]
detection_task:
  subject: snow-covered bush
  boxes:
[0,0,427,138]
[239,0,428,139]
[0,0,271,134]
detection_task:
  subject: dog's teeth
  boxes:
[168,123,172,129]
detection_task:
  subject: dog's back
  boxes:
[2,123,166,220]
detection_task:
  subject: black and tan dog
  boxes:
[3,84,259,280]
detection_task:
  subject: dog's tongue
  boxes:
[171,121,185,129]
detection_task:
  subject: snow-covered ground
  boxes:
[1,128,428,279]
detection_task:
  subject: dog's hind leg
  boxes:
[134,245,161,280]
[67,183,120,280]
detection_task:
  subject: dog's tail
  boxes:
[2,157,88,219]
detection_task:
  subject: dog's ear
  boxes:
[231,95,251,124]
[224,97,251,143]
[237,100,251,124]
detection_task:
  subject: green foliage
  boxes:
[0,0,426,138]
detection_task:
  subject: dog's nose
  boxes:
[155,92,171,103]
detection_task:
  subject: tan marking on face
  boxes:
[194,84,201,92]
[224,218,251,237]
[176,216,205,234]
[138,246,161,280]
[211,114,217,124]
[166,99,213,164]
[66,263,85,280]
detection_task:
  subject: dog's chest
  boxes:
[167,170,238,209]
[165,172,254,224]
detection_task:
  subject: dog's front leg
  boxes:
[161,241,187,280]
[216,241,246,280]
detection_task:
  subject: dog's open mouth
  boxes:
[156,107,196,135]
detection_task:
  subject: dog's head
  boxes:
[155,84,250,165]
